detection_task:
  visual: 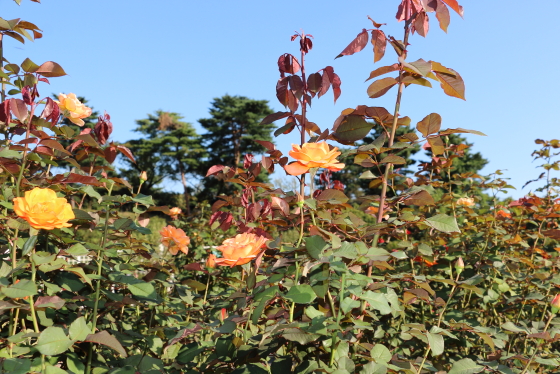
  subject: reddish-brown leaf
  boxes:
[117,145,135,163]
[417,113,442,137]
[94,112,112,146]
[441,0,463,17]
[331,73,341,103]
[365,64,399,82]
[289,75,304,100]
[543,230,560,240]
[367,77,398,98]
[40,139,71,155]
[307,72,322,95]
[401,74,432,87]
[276,77,290,106]
[260,111,290,126]
[62,173,101,186]
[254,140,275,151]
[36,61,67,77]
[286,90,299,112]
[434,68,465,100]
[431,61,456,76]
[380,155,406,164]
[439,128,486,136]
[435,0,450,32]
[277,53,300,75]
[85,331,127,357]
[367,16,386,28]
[370,30,387,63]
[396,0,423,22]
[40,97,60,126]
[261,156,274,173]
[336,29,369,59]
[413,11,429,37]
[206,165,225,177]
[427,136,445,155]
[403,190,435,206]
[271,196,289,216]
[9,98,28,122]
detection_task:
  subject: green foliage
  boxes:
[2,1,560,374]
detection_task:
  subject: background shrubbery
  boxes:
[0,1,559,374]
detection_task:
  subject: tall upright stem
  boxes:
[85,184,113,374]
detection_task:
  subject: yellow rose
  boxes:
[284,141,345,176]
[214,233,267,267]
[56,93,92,126]
[13,187,75,230]
[160,225,190,255]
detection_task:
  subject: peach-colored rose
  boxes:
[13,187,75,230]
[206,254,217,269]
[56,93,92,126]
[160,225,190,255]
[167,207,182,219]
[456,197,475,207]
[214,233,268,267]
[140,171,148,181]
[284,141,345,176]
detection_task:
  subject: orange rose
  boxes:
[56,93,92,126]
[284,141,345,176]
[214,233,267,267]
[456,197,475,207]
[167,207,182,219]
[496,210,511,219]
[160,225,190,255]
[13,187,75,230]
[206,254,217,269]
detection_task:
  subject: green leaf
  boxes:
[283,332,321,345]
[285,285,317,304]
[370,344,392,364]
[69,316,90,341]
[110,274,156,299]
[332,114,373,143]
[340,297,360,314]
[132,194,154,206]
[425,214,460,233]
[81,185,102,203]
[65,243,89,256]
[2,279,37,299]
[305,236,328,260]
[45,366,68,374]
[1,358,31,374]
[316,189,349,204]
[85,330,127,357]
[36,326,73,355]
[21,235,37,256]
[252,286,279,324]
[447,358,484,374]
[427,332,444,356]
[360,291,391,315]
[72,209,95,221]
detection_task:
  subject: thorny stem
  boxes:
[520,312,555,374]
[85,183,114,374]
[15,101,38,198]
[329,271,347,367]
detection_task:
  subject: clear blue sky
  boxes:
[3,0,559,197]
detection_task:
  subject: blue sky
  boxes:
[3,0,559,197]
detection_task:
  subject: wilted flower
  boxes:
[284,141,345,176]
[55,93,92,126]
[160,225,190,255]
[168,207,182,219]
[13,187,75,230]
[456,197,475,207]
[206,254,217,269]
[214,233,268,267]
